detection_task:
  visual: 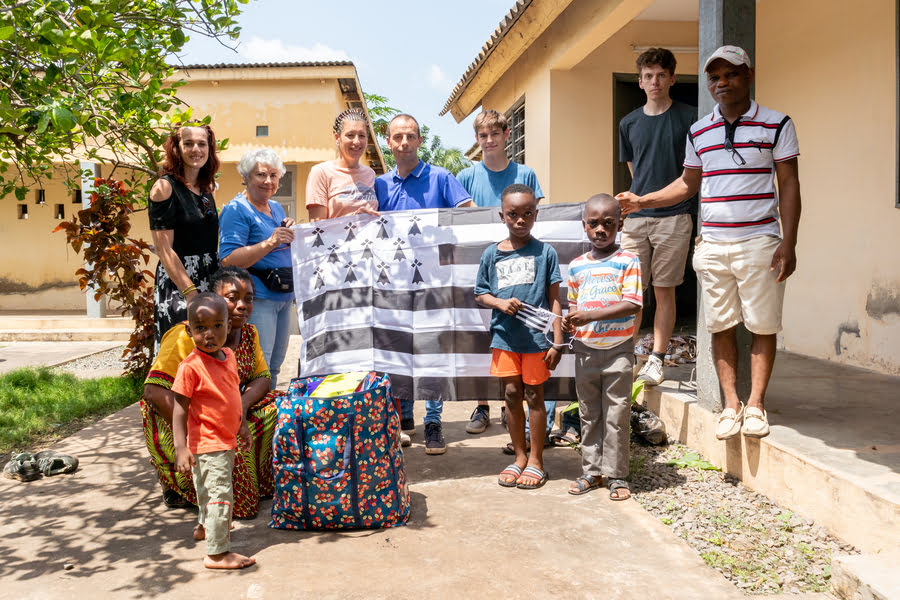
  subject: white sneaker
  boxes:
[637,355,665,386]
[399,432,411,447]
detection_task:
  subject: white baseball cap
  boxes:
[703,45,753,71]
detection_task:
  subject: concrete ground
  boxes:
[0,399,746,600]
[0,341,121,375]
[3,333,892,598]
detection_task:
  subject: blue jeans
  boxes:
[399,398,443,425]
[524,401,556,438]
[249,297,293,390]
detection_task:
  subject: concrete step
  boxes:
[832,553,900,600]
[639,355,900,558]
[0,314,135,341]
[0,315,134,329]
[0,329,132,342]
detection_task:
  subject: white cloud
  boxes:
[238,37,351,63]
[427,64,449,89]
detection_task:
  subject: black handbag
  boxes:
[248,266,294,293]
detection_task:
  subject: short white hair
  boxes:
[237,148,286,179]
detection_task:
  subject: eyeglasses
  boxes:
[723,136,746,166]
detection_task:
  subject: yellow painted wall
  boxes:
[0,70,345,311]
[550,20,697,204]
[479,3,697,203]
[758,0,900,374]
[175,77,341,164]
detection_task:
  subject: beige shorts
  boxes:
[692,235,785,335]
[620,213,693,288]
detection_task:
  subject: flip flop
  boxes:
[516,465,548,490]
[33,451,78,476]
[497,464,523,488]
[163,489,190,509]
[568,474,602,495]
[549,428,580,447]
[502,441,531,455]
[608,478,631,501]
[2,453,42,482]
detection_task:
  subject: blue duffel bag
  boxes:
[269,372,410,530]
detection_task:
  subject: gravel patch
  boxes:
[629,439,859,595]
[53,346,128,372]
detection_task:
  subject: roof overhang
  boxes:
[442,0,681,123]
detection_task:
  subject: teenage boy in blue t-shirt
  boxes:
[475,184,563,490]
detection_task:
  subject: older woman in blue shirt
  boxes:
[219,148,295,389]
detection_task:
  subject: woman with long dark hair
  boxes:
[148,124,221,350]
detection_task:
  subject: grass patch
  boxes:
[0,367,142,453]
[666,450,721,471]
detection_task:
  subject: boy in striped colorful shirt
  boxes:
[563,194,642,500]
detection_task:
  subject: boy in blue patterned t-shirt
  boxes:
[475,184,563,490]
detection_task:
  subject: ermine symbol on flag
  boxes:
[344,261,358,283]
[360,239,374,260]
[310,227,325,247]
[393,238,406,261]
[376,261,391,285]
[411,259,424,284]
[327,244,340,263]
[408,215,422,236]
[376,217,390,239]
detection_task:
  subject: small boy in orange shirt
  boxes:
[172,292,255,570]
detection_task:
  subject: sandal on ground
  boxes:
[741,406,770,438]
[516,466,548,490]
[33,450,78,476]
[568,474,602,495]
[162,489,189,509]
[715,402,744,440]
[549,428,580,447]
[498,464,523,488]
[502,441,531,455]
[608,478,631,501]
[2,453,42,482]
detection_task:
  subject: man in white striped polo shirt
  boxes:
[616,45,801,440]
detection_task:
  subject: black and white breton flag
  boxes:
[291,203,589,402]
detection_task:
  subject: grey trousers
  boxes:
[192,449,235,556]
[575,342,634,480]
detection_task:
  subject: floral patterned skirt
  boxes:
[153,252,217,352]
[140,391,279,519]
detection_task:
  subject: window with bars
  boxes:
[504,97,526,164]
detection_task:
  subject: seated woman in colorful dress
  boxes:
[141,266,280,518]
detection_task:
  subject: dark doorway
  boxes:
[612,73,699,334]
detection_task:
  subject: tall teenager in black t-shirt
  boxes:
[617,48,696,386]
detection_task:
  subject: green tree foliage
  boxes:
[417,125,471,176]
[54,178,155,377]
[0,0,247,199]
[363,92,399,141]
[365,92,471,176]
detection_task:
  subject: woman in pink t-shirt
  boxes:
[305,108,379,221]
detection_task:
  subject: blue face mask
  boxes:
[513,302,574,350]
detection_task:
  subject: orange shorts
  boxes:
[490,348,551,385]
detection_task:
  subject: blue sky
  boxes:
[178,0,516,152]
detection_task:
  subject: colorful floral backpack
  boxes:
[269,372,410,530]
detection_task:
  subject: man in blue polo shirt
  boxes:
[375,113,473,455]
